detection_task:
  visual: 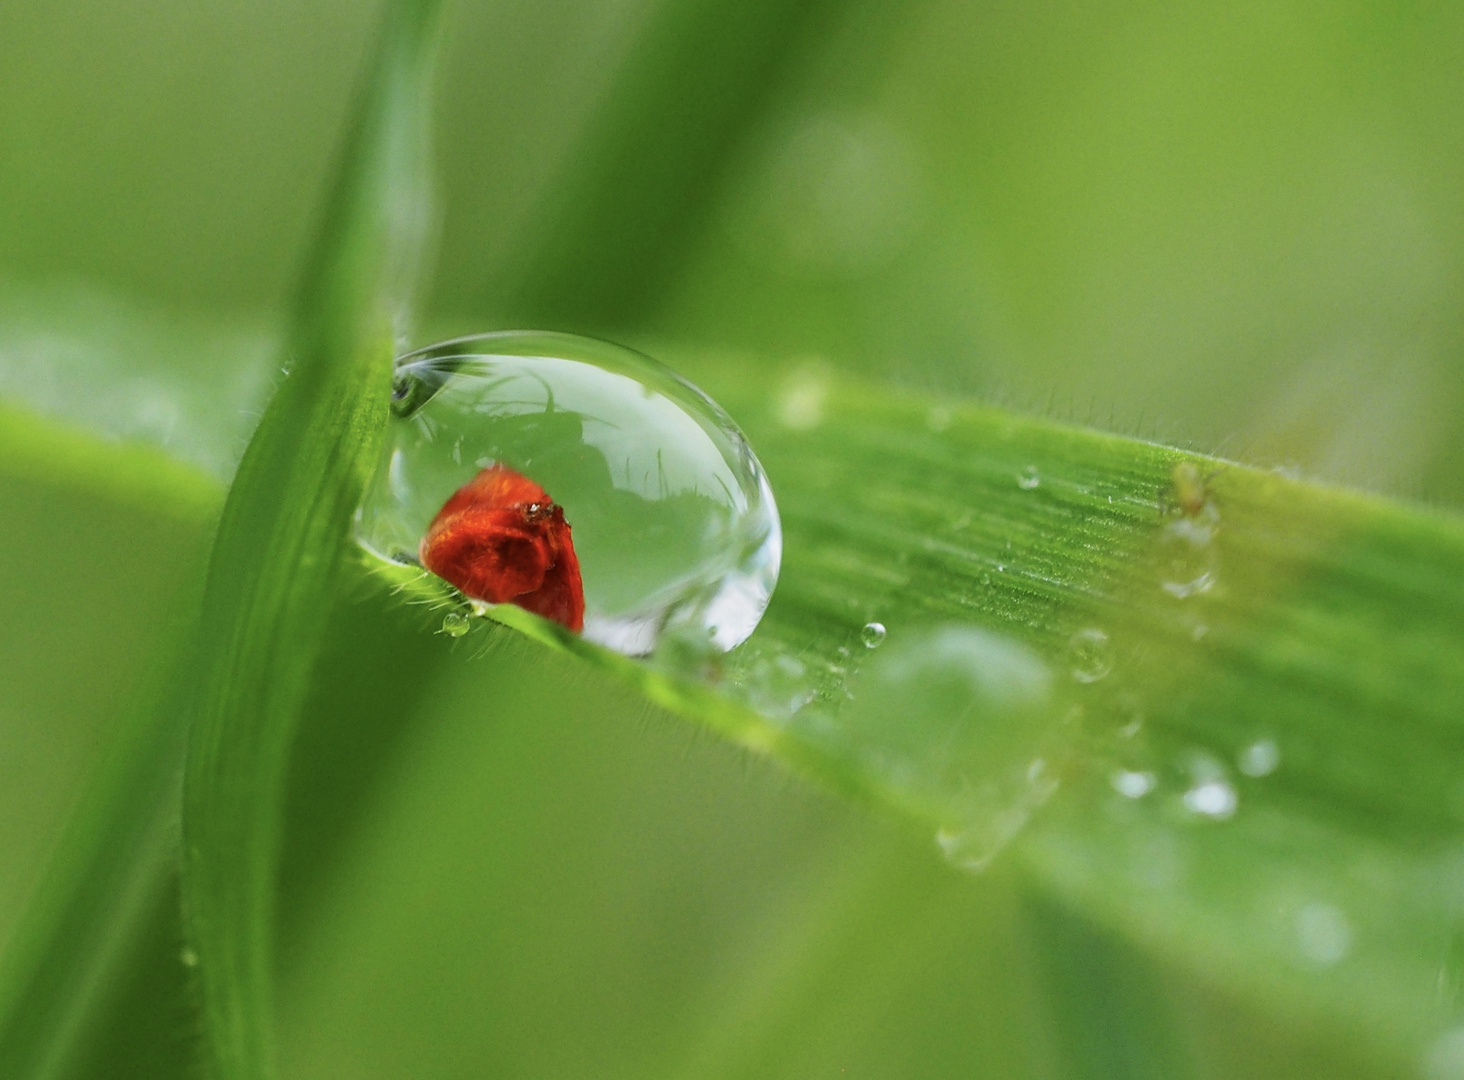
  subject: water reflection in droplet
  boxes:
[357,332,781,656]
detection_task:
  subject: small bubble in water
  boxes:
[441,611,471,637]
[1183,779,1237,819]
[1068,628,1113,683]
[861,621,887,648]
[1017,465,1041,490]
[1238,738,1280,777]
[359,332,781,656]
[1111,769,1156,799]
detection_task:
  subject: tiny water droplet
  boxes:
[1295,902,1351,966]
[1017,465,1041,490]
[359,332,781,656]
[1111,769,1156,799]
[739,652,816,719]
[1183,779,1237,819]
[861,621,887,648]
[777,364,828,431]
[1238,738,1280,777]
[1160,505,1220,599]
[441,611,471,637]
[180,946,199,968]
[1068,628,1113,683]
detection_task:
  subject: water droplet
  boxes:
[1295,902,1351,966]
[358,332,782,656]
[1068,628,1113,684]
[1238,738,1280,777]
[861,621,887,649]
[1017,465,1041,490]
[1111,769,1156,799]
[441,611,471,638]
[817,625,1065,872]
[777,364,828,430]
[1183,779,1237,819]
[1159,505,1219,599]
[180,946,199,968]
[739,653,816,720]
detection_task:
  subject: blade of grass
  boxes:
[0,410,221,1080]
[368,357,1464,1074]
[179,2,441,1078]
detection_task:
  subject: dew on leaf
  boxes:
[1295,902,1351,966]
[1068,627,1113,684]
[357,332,781,656]
[1183,780,1237,818]
[802,625,1067,872]
[1238,738,1281,777]
[861,621,887,649]
[1111,769,1156,799]
[1017,465,1040,490]
[440,611,471,638]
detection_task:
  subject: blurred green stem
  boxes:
[179,2,441,1078]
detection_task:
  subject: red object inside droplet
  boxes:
[419,464,585,632]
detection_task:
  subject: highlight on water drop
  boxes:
[356,332,782,656]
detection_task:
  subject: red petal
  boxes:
[419,465,585,632]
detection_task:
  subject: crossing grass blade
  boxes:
[178,2,442,1078]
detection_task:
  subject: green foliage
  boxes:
[3,1,1464,1079]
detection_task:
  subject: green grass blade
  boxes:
[367,359,1464,1072]
[179,3,441,1078]
[0,408,220,1079]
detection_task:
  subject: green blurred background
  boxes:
[1,0,1461,1075]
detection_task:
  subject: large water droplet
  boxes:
[804,625,1066,872]
[357,332,782,656]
